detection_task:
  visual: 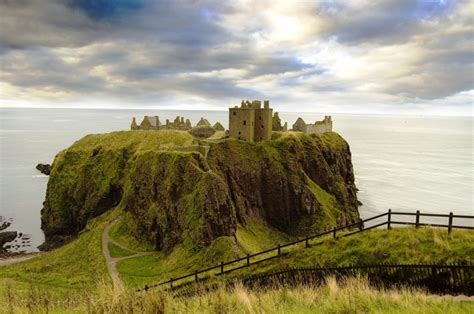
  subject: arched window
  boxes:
[243,120,247,125]
[233,112,236,116]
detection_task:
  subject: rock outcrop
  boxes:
[36,163,51,175]
[0,231,17,253]
[41,131,359,251]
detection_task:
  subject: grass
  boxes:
[108,242,134,258]
[116,236,240,288]
[113,216,293,289]
[69,130,194,151]
[108,213,154,252]
[233,227,474,279]
[136,227,474,290]
[0,210,117,302]
[2,276,473,313]
[111,217,473,292]
[235,217,292,253]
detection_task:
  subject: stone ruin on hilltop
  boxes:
[228,100,333,142]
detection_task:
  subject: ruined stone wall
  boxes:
[254,107,273,141]
[229,108,255,142]
[305,116,332,134]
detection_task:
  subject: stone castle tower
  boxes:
[229,100,273,142]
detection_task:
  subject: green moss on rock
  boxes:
[42,130,360,254]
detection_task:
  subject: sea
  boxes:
[1,108,473,252]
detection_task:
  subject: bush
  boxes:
[189,126,216,138]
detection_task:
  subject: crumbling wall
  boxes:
[292,116,332,134]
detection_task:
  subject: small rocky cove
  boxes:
[0,216,33,257]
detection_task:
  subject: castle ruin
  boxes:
[229,100,273,142]
[292,116,332,134]
[131,115,192,131]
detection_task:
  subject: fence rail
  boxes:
[170,264,474,297]
[139,210,474,292]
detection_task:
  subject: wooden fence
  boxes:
[138,210,474,292]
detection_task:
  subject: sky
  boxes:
[0,0,473,115]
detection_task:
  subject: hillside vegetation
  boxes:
[2,274,473,313]
[3,129,471,312]
[1,211,472,311]
[41,130,359,260]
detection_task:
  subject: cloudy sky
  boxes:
[0,0,472,115]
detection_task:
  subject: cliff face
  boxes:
[41,131,359,250]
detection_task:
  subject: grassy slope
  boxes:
[114,216,293,288]
[108,242,134,258]
[0,210,117,303]
[112,222,474,290]
[71,130,194,150]
[43,130,354,275]
[6,276,473,313]
[109,213,154,252]
[232,227,474,279]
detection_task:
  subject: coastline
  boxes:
[0,252,43,266]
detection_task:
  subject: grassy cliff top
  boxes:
[65,129,348,153]
[65,130,194,152]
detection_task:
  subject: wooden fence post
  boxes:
[333,227,336,239]
[220,261,224,274]
[277,244,281,256]
[195,271,198,282]
[305,237,309,248]
[387,209,392,229]
[359,218,363,231]
[415,210,420,228]
[448,212,453,234]
[170,278,173,289]
[247,254,250,266]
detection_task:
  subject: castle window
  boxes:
[261,125,264,129]
[243,120,246,125]
[259,116,262,121]
[233,112,236,116]
[238,131,241,135]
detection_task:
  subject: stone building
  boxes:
[213,122,225,131]
[292,116,332,134]
[131,116,161,130]
[229,100,273,142]
[196,117,211,127]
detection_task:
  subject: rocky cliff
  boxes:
[41,130,359,251]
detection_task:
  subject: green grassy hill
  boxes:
[1,129,472,312]
[0,216,472,312]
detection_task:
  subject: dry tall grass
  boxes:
[2,276,473,313]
